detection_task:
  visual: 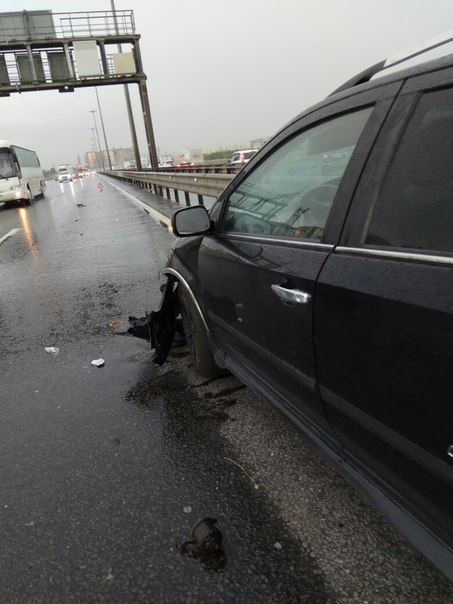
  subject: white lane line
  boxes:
[0,228,20,246]
[102,176,172,226]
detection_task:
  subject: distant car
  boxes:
[228,149,258,164]
[58,169,72,183]
[159,160,174,168]
[175,161,195,169]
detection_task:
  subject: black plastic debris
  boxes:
[178,518,224,562]
[127,314,152,341]
[127,278,184,366]
[76,203,86,207]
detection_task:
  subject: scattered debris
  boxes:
[107,320,124,329]
[98,182,103,192]
[44,346,59,356]
[127,314,152,340]
[178,518,224,560]
[91,358,105,367]
[224,457,258,489]
[126,277,181,367]
[76,203,86,207]
[183,506,192,514]
[274,542,282,550]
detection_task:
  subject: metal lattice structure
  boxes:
[0,10,142,93]
[0,10,158,169]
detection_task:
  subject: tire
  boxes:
[23,187,33,206]
[178,287,224,378]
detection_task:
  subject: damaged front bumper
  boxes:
[128,276,181,366]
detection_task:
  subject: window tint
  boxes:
[365,88,453,253]
[223,108,372,240]
[11,145,40,168]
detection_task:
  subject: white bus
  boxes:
[0,140,46,206]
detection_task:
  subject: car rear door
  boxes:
[196,83,401,438]
[314,69,453,556]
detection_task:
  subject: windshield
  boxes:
[0,147,17,178]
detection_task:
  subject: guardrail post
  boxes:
[165,186,171,199]
[197,194,204,205]
[184,191,190,206]
[174,189,180,203]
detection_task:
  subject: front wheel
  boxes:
[23,187,33,206]
[178,288,225,378]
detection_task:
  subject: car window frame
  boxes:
[214,81,404,246]
[340,66,453,261]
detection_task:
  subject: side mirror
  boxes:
[172,205,212,237]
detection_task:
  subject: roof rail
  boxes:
[330,29,453,96]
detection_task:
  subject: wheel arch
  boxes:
[160,267,210,335]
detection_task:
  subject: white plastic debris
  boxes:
[274,542,282,550]
[91,358,105,367]
[44,347,59,356]
[183,506,192,514]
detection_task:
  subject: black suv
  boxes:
[149,42,453,581]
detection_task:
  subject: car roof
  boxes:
[276,51,453,136]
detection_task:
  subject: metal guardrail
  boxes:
[107,169,235,205]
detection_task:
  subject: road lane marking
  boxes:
[102,176,172,226]
[0,228,20,246]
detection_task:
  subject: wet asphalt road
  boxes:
[1,178,453,603]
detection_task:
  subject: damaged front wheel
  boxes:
[178,288,224,379]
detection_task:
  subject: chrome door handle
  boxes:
[271,284,311,305]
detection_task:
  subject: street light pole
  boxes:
[95,87,112,170]
[89,109,105,171]
[90,128,100,169]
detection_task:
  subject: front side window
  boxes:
[0,149,16,178]
[223,107,372,241]
[364,87,453,254]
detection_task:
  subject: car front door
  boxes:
[314,72,453,557]
[196,84,400,437]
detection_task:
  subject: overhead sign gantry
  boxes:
[0,10,158,169]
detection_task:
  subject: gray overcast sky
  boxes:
[1,0,452,168]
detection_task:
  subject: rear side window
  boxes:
[365,88,453,253]
[223,108,373,241]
